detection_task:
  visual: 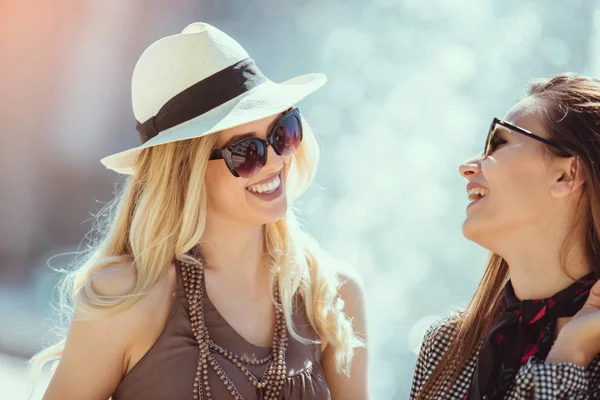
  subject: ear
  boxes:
[550,156,585,199]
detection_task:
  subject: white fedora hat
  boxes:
[100,22,327,175]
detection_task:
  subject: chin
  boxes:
[462,216,485,244]
[462,218,500,253]
[462,221,475,242]
[254,201,289,226]
[267,203,289,223]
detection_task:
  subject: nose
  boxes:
[459,153,483,179]
[261,145,284,175]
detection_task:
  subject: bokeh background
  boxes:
[2,0,600,398]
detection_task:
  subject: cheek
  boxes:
[483,153,550,212]
[205,162,247,209]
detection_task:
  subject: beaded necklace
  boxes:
[180,259,288,400]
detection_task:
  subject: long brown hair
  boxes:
[416,73,600,399]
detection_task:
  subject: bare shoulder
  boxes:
[90,261,138,296]
[335,273,366,324]
[335,266,367,337]
[90,260,177,300]
[311,247,366,316]
[43,262,178,400]
[336,269,365,299]
[86,260,178,348]
[320,253,365,308]
[319,255,370,399]
[322,253,368,339]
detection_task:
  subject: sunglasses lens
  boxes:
[273,114,302,156]
[484,121,497,157]
[229,139,267,178]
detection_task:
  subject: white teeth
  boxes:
[467,187,489,200]
[248,176,281,194]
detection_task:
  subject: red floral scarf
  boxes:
[468,272,596,400]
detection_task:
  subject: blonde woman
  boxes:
[33,23,368,400]
[410,73,600,399]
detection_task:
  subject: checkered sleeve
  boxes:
[409,325,434,399]
[409,318,454,399]
[510,357,590,399]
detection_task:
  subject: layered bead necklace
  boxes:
[179,258,288,400]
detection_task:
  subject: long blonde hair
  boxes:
[31,118,360,379]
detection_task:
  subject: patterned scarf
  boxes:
[468,272,596,400]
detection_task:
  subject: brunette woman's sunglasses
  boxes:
[209,108,303,178]
[484,117,572,158]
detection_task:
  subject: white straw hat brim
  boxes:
[100,73,326,175]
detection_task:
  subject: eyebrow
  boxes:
[218,112,285,149]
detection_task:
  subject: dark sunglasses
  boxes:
[209,108,303,178]
[484,117,571,158]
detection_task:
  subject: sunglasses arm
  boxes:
[209,150,224,160]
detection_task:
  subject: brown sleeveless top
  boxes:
[112,264,331,400]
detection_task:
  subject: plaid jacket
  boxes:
[409,317,600,399]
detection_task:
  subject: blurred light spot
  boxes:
[402,137,444,176]
[540,37,570,67]
[435,43,477,84]
[595,8,600,29]
[511,8,542,52]
[329,74,369,108]
[326,238,375,274]
[586,9,600,77]
[296,1,347,35]
[417,184,452,219]
[307,104,342,136]
[304,196,324,215]
[321,26,374,65]
[362,56,396,85]
[436,94,482,144]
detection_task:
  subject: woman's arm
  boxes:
[409,325,436,399]
[322,272,369,400]
[408,317,456,400]
[510,357,595,400]
[43,307,133,399]
[42,262,175,400]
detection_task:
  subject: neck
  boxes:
[200,213,267,284]
[495,224,591,300]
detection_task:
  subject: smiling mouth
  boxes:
[246,174,281,194]
[467,187,489,202]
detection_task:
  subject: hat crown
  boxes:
[131,22,251,122]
